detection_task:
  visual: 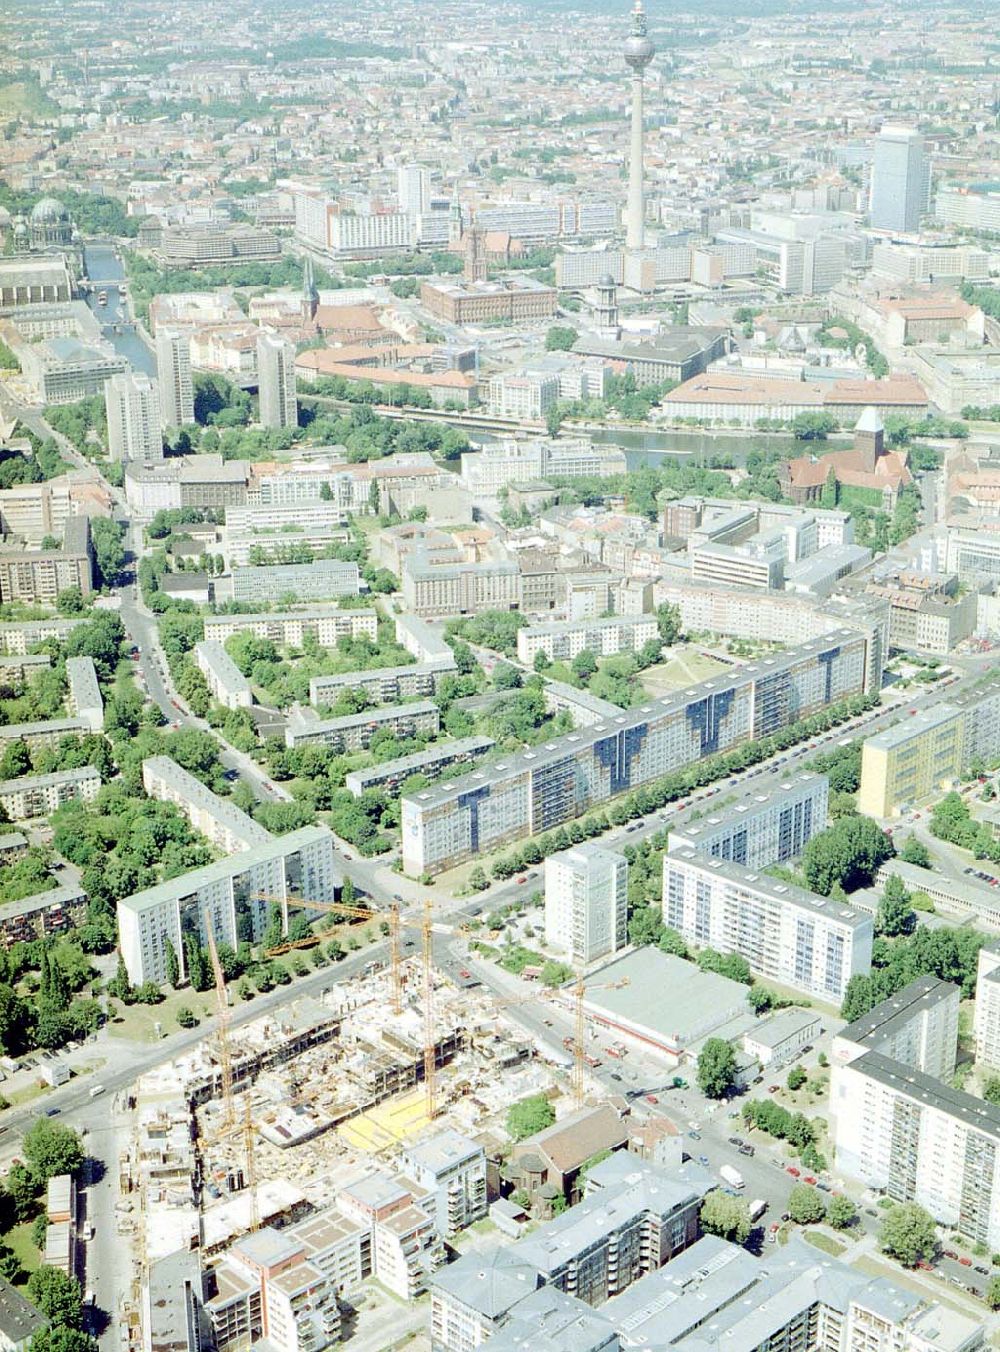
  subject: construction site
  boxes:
[113,902,601,1352]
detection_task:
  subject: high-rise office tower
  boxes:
[869,126,931,233]
[623,0,655,251]
[105,371,163,462]
[398,164,430,218]
[155,327,193,429]
[257,333,297,430]
[545,843,628,965]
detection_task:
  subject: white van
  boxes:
[89,1084,105,1098]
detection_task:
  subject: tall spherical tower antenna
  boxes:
[624,1,655,252]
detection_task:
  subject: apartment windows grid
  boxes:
[407,632,872,876]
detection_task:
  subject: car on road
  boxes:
[786,1166,800,1177]
[768,1085,780,1093]
[916,1261,934,1272]
[943,1249,958,1259]
[645,1094,658,1104]
[738,1144,755,1157]
[458,969,471,979]
[44,1108,59,1117]
[728,1136,743,1147]
[816,1181,830,1192]
[610,1073,622,1082]
[975,1265,990,1275]
[958,1257,972,1267]
[688,1131,701,1140]
[698,1155,710,1167]
[804,1176,817,1185]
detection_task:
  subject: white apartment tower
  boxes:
[829,977,1000,1248]
[661,849,873,1002]
[155,327,194,428]
[869,126,931,233]
[104,371,163,462]
[974,949,1000,1072]
[398,165,430,218]
[257,333,298,430]
[545,843,628,965]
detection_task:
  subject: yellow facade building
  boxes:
[858,704,964,818]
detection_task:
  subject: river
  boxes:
[80,242,156,377]
[585,426,805,471]
[474,423,847,472]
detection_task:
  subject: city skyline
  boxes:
[0,1,998,1351]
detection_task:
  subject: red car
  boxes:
[959,1257,972,1267]
[516,875,527,884]
[458,969,471,979]
[804,1176,817,1185]
[786,1166,800,1177]
[944,1250,958,1260]
[645,1094,658,1105]
[917,1261,934,1272]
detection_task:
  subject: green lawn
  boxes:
[0,81,59,120]
[107,989,218,1042]
[640,649,729,695]
[802,1229,846,1256]
[3,1083,49,1110]
[7,1222,42,1275]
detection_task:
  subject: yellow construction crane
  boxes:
[254,892,403,1015]
[242,1095,260,1233]
[205,922,234,1130]
[422,899,436,1121]
[262,891,437,1120]
[570,974,630,1108]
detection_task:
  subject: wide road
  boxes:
[446,665,972,922]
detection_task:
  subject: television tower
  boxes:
[624,0,655,251]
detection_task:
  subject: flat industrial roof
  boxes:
[580,947,749,1044]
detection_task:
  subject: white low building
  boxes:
[194,640,254,711]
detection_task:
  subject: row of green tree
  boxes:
[485,691,879,882]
